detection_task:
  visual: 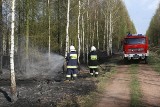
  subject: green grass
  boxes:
[148,51,160,73]
[77,68,116,107]
[129,64,142,107]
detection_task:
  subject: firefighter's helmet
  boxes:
[70,45,76,51]
[91,46,96,51]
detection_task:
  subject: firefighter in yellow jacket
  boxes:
[88,46,99,77]
[66,45,78,80]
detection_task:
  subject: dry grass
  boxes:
[129,64,142,107]
[76,68,116,107]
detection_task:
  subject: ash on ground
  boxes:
[0,51,112,107]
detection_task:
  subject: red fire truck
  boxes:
[122,34,149,63]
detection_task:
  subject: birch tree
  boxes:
[147,3,160,46]
[101,1,109,53]
[86,0,89,64]
[109,10,112,55]
[48,0,51,60]
[82,12,85,63]
[77,0,81,63]
[65,0,70,57]
[10,0,17,101]
[0,0,2,74]
[26,0,29,60]
[103,14,106,51]
[96,10,99,49]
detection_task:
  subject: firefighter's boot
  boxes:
[90,73,94,77]
[66,75,71,81]
[95,72,98,77]
[73,74,77,80]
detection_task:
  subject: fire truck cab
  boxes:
[122,34,149,63]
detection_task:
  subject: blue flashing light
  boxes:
[127,34,144,36]
[127,34,132,36]
[138,34,143,36]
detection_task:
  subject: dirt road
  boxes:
[138,64,160,107]
[96,63,160,107]
[96,65,131,107]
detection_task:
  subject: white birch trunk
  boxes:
[109,11,112,55]
[48,0,51,60]
[107,14,109,55]
[77,0,81,63]
[96,10,99,49]
[65,0,70,57]
[26,0,29,60]
[86,0,89,64]
[90,22,92,46]
[0,0,2,74]
[103,14,106,51]
[10,0,17,101]
[92,24,95,46]
[92,10,96,46]
[110,23,113,54]
[82,15,85,63]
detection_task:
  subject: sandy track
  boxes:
[96,63,160,107]
[96,65,131,107]
[138,64,160,107]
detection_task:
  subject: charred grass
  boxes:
[58,54,117,107]
[0,55,117,107]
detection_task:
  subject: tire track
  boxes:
[95,65,131,107]
[138,64,160,107]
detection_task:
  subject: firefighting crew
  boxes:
[66,45,78,81]
[88,46,99,77]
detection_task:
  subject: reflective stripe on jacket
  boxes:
[89,66,98,68]
[90,55,97,60]
[88,51,98,67]
[66,51,78,68]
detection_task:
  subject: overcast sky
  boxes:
[123,0,160,34]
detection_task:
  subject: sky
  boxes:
[123,0,160,34]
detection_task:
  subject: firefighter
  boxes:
[88,46,99,77]
[65,45,78,81]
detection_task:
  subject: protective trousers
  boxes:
[66,68,78,80]
[90,68,98,77]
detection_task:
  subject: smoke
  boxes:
[20,52,65,79]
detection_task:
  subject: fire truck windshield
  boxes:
[124,38,145,45]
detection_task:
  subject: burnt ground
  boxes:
[3,52,160,107]
[0,70,99,107]
[0,53,112,107]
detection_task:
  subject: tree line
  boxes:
[0,0,136,67]
[0,0,136,101]
[146,3,160,46]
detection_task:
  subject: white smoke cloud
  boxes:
[21,52,65,79]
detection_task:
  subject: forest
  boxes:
[147,3,160,46]
[0,0,136,67]
[0,0,146,104]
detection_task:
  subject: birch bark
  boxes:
[10,0,17,101]
[65,0,70,57]
[77,0,81,63]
